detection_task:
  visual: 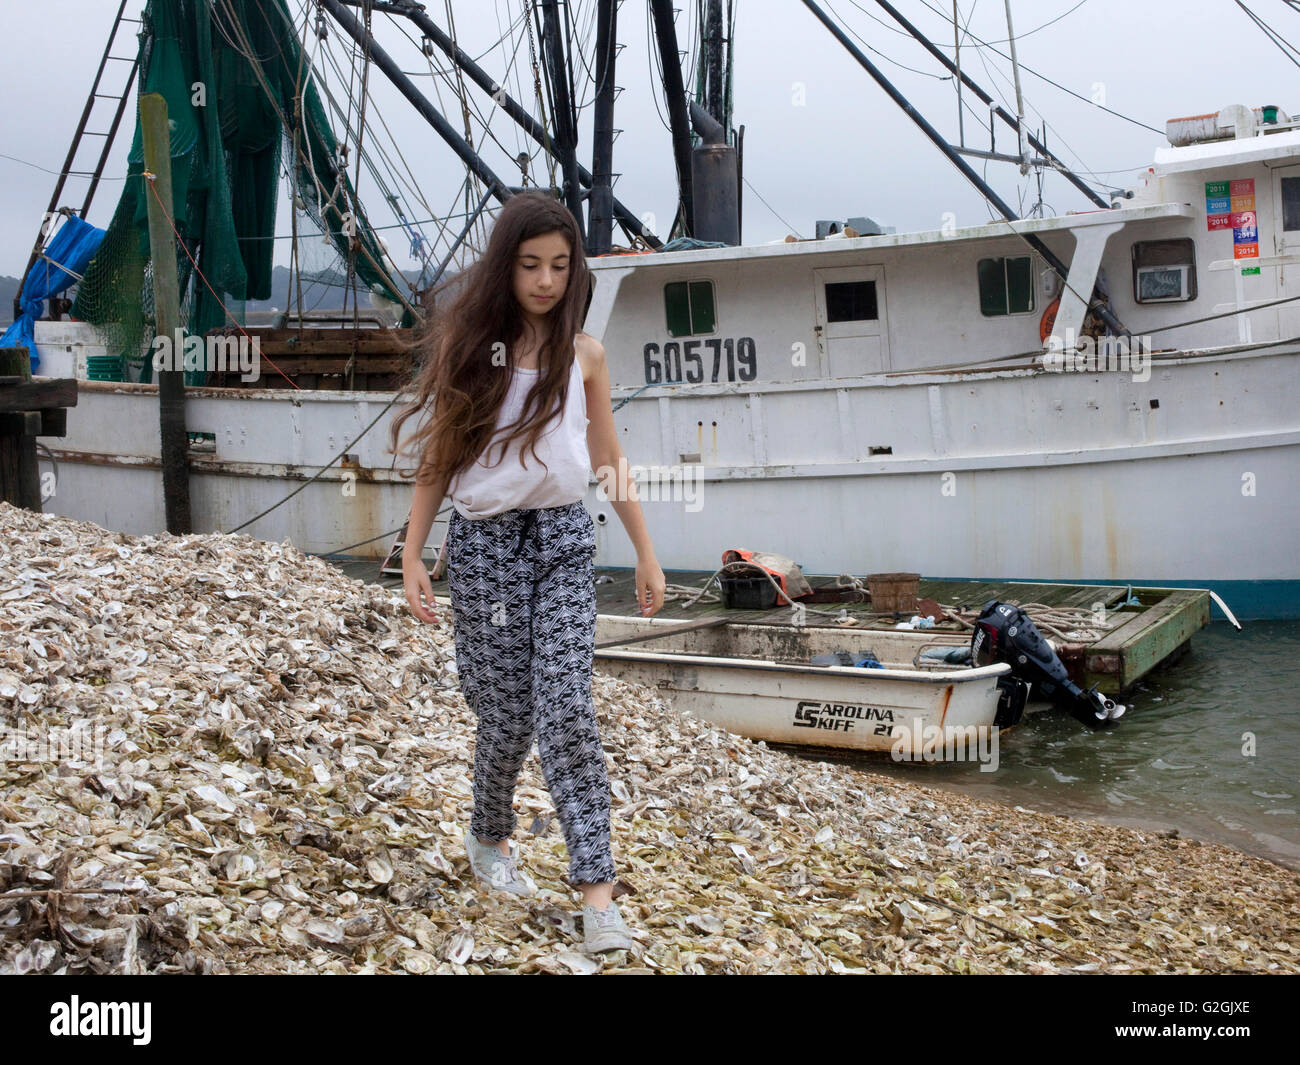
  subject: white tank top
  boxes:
[448,355,591,519]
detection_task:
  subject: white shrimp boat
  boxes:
[29,111,1300,621]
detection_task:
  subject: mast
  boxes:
[705,0,723,121]
[540,0,586,240]
[590,0,618,255]
[649,0,695,238]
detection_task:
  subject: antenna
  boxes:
[1003,0,1029,175]
[953,1,964,148]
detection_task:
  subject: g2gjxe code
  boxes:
[1201,1002,1250,1014]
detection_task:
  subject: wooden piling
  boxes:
[0,346,76,511]
[140,92,192,535]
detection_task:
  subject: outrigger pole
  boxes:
[331,0,660,250]
[799,0,1130,338]
[319,0,516,205]
[870,0,1110,210]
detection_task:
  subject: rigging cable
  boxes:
[314,17,435,279]
[286,3,413,292]
[490,0,531,169]
[309,8,496,290]
[288,0,315,321]
[1233,0,1300,70]
[643,1,674,134]
[949,14,1133,197]
[444,1,480,160]
[827,0,955,80]
[739,175,803,239]
[911,0,1162,135]
[525,0,561,190]
[385,7,534,183]
[346,0,376,335]
[0,152,127,181]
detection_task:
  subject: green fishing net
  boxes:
[72,0,404,384]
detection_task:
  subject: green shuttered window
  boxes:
[665,280,717,336]
[978,255,1035,316]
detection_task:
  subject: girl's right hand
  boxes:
[403,554,439,623]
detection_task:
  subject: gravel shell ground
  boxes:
[1,503,1296,975]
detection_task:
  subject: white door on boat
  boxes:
[812,265,890,377]
[1270,165,1300,339]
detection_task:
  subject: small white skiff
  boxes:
[589,613,1018,756]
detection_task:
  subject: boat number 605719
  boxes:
[643,337,757,383]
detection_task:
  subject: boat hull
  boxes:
[588,613,1011,758]
[592,648,1009,755]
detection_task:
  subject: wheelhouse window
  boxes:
[978,256,1034,316]
[1281,176,1300,231]
[824,280,878,322]
[665,280,717,336]
[1132,238,1197,303]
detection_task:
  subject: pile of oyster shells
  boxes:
[2,503,1296,974]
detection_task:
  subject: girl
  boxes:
[390,191,666,954]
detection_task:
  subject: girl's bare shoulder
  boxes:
[574,332,607,382]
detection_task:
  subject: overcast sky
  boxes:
[1,0,1297,278]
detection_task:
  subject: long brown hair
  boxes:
[389,191,590,486]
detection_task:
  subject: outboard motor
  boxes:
[971,601,1125,728]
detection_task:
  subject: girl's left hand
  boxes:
[636,557,666,617]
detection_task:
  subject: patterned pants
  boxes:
[444,501,616,886]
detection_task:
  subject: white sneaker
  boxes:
[582,902,633,953]
[464,831,537,896]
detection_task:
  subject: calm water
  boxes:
[334,553,1299,869]
[813,621,1300,869]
